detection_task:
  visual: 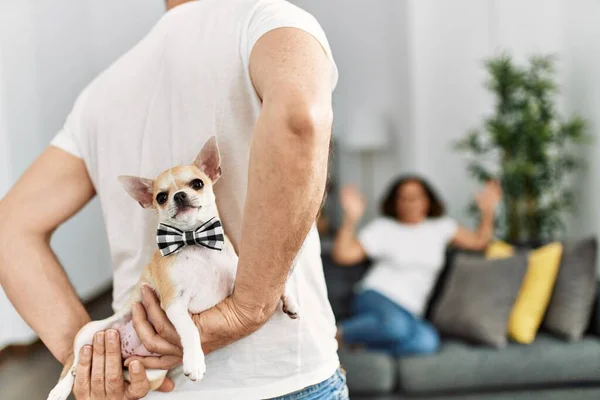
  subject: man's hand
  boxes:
[126,287,183,370]
[127,287,259,370]
[73,330,173,400]
[192,294,265,354]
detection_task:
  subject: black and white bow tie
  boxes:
[156,217,224,257]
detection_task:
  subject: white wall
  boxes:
[294,0,413,223]
[0,0,164,348]
[300,0,596,238]
[563,0,600,243]
[403,0,600,247]
[408,0,493,224]
[0,49,10,197]
[0,41,31,348]
[408,0,566,226]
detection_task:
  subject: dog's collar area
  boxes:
[184,231,196,246]
[156,217,225,256]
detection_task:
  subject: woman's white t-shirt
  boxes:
[358,217,459,317]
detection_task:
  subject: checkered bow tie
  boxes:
[156,217,224,256]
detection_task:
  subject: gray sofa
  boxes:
[322,253,600,400]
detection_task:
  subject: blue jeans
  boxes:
[340,290,440,356]
[269,369,349,400]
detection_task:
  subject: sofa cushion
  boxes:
[431,253,529,347]
[507,242,564,344]
[590,281,600,336]
[338,348,396,394]
[543,237,598,341]
[397,334,600,394]
[322,254,370,320]
[596,281,600,334]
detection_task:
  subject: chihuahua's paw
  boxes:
[282,296,300,320]
[183,351,206,382]
[47,379,72,400]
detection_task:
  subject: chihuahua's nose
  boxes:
[174,191,187,205]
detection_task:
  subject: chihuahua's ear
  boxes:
[194,136,222,182]
[118,176,155,208]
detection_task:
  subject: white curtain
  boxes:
[0,0,164,349]
[0,45,35,348]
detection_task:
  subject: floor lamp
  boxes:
[343,110,390,221]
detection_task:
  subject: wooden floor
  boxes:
[0,290,114,400]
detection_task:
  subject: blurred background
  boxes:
[1,1,600,399]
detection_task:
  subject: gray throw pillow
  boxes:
[431,253,529,348]
[543,237,598,341]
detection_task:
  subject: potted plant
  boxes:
[455,53,588,246]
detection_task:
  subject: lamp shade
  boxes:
[342,108,390,152]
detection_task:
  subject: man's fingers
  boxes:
[124,355,182,370]
[156,377,175,393]
[125,361,150,400]
[132,302,182,356]
[90,332,106,398]
[104,329,124,398]
[73,345,92,399]
[141,286,181,346]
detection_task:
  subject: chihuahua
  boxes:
[48,137,299,400]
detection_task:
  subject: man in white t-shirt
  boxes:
[0,0,347,399]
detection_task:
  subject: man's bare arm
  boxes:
[234,27,334,321]
[0,147,95,363]
[191,27,334,350]
[128,27,335,363]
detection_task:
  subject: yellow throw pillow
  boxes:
[486,241,515,259]
[508,242,563,343]
[485,241,564,344]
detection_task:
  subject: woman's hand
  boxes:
[340,185,366,225]
[475,180,502,216]
[73,330,173,400]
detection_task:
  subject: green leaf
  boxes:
[454,129,490,154]
[466,163,492,182]
[559,116,588,143]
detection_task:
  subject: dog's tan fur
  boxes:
[148,251,177,309]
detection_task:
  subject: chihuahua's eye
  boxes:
[156,192,168,205]
[190,179,204,190]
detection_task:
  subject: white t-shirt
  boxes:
[50,1,339,399]
[358,217,458,317]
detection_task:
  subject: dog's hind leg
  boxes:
[47,313,129,400]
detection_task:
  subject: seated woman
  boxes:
[333,176,502,356]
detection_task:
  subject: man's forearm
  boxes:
[193,27,335,349]
[0,227,90,364]
[232,105,332,325]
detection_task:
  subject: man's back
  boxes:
[51,0,339,398]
